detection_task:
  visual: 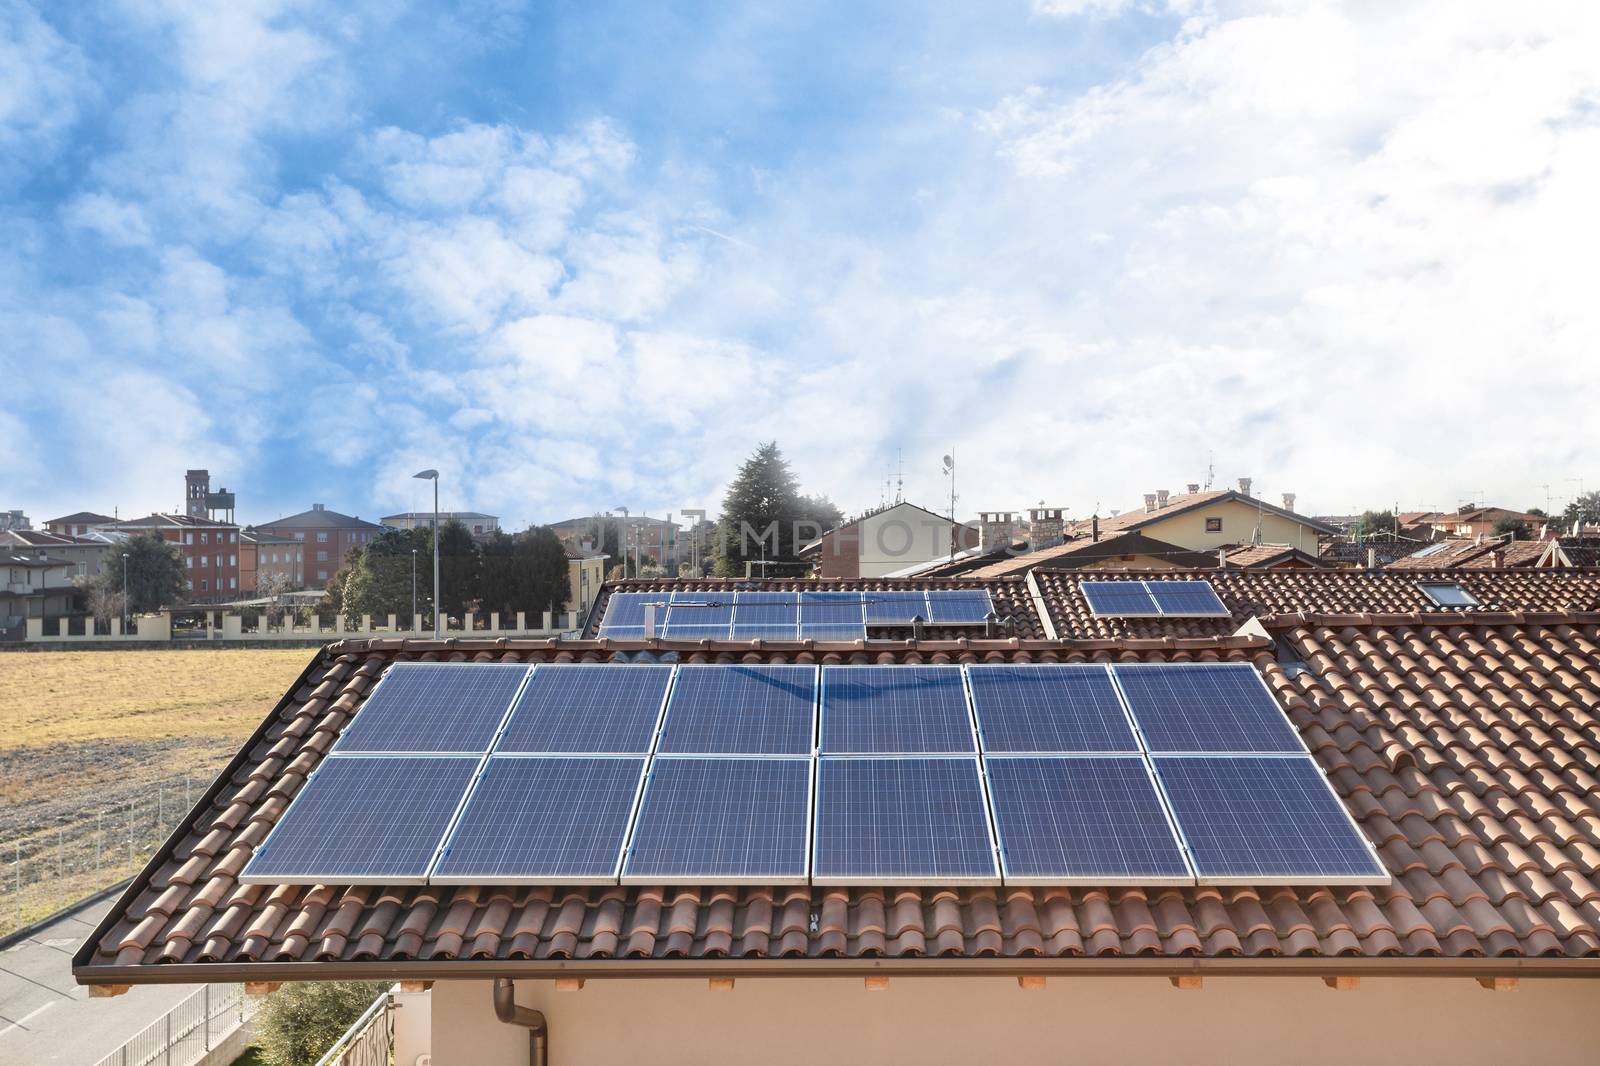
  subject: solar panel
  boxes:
[967,664,1138,753]
[1145,580,1229,617]
[863,590,929,625]
[800,624,867,642]
[1114,662,1304,753]
[799,591,864,627]
[1081,581,1161,617]
[432,757,646,882]
[926,589,995,623]
[598,592,660,634]
[813,757,997,883]
[333,663,529,754]
[820,665,975,754]
[657,665,817,755]
[664,593,733,637]
[732,591,799,637]
[496,664,672,754]
[241,756,478,883]
[622,758,811,882]
[985,756,1191,883]
[1153,756,1387,883]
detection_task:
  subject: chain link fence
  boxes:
[2,774,206,940]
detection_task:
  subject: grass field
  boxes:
[0,648,314,934]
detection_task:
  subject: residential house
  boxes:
[550,514,681,571]
[919,530,1215,579]
[801,501,980,578]
[101,513,241,601]
[240,531,306,592]
[1,509,29,531]
[253,505,385,589]
[44,511,117,536]
[1065,483,1335,556]
[382,511,502,538]
[76,565,1600,1064]
[1388,537,1576,570]
[1,552,76,630]
[565,543,609,621]
[1401,506,1546,541]
[0,529,114,580]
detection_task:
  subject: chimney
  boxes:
[1281,492,1296,512]
[1092,515,1100,542]
[1237,477,1253,497]
[1143,493,1158,514]
[312,503,325,511]
[1187,483,1200,495]
[1156,488,1170,509]
[979,512,1016,552]
[1366,547,1377,569]
[1492,546,1505,569]
[1028,507,1065,547]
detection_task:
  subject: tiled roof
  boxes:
[1067,490,1339,538]
[1221,544,1320,569]
[1387,540,1551,570]
[951,533,1216,579]
[583,577,1047,640]
[73,605,1600,982]
[45,511,115,525]
[257,508,383,531]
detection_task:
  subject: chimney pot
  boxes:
[980,512,1016,551]
[1143,494,1158,514]
[1187,483,1200,495]
[1238,477,1253,497]
[1281,492,1296,512]
[313,503,324,511]
[1028,508,1065,548]
[1156,489,1170,508]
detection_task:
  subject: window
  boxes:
[1418,581,1480,607]
[77,562,87,576]
[1205,517,1223,532]
[185,578,192,590]
[229,577,237,590]
[185,556,192,569]
[294,532,304,541]
[316,551,328,562]
[184,532,193,545]
[317,569,328,581]
[229,553,237,566]
[229,532,235,544]
[201,532,208,545]
[200,578,208,591]
[317,532,329,543]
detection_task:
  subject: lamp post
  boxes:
[411,548,418,631]
[120,552,129,635]
[614,506,629,577]
[413,470,440,637]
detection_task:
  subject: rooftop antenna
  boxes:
[1203,453,1214,492]
[942,451,957,561]
[895,449,905,506]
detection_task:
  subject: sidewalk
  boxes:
[0,897,204,1065]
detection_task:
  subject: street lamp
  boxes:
[614,506,630,577]
[413,469,440,637]
[411,548,418,631]
[120,552,129,635]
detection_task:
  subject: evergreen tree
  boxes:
[91,530,186,611]
[714,442,808,576]
[1563,491,1600,528]
[433,519,482,618]
[479,526,571,618]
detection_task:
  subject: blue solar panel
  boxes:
[432,757,645,882]
[800,624,867,642]
[1081,581,1161,616]
[1114,662,1303,753]
[658,665,817,755]
[623,758,810,882]
[662,625,734,641]
[926,589,995,623]
[664,593,733,636]
[497,664,672,754]
[813,758,997,883]
[598,592,660,632]
[333,663,529,754]
[242,756,478,883]
[799,591,864,627]
[732,591,798,636]
[1153,756,1386,883]
[1146,580,1229,617]
[863,590,929,625]
[986,756,1191,883]
[967,664,1138,753]
[820,665,975,754]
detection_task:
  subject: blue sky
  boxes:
[4,1,1599,530]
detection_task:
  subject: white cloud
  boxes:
[0,2,91,182]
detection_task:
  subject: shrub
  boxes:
[254,981,389,1066]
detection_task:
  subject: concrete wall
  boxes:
[1141,500,1323,554]
[419,975,1600,1066]
[856,506,978,578]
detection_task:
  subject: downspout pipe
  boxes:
[493,978,549,1066]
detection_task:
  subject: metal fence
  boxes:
[3,775,205,940]
[94,983,250,1066]
[314,988,395,1066]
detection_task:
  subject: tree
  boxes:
[714,442,813,576]
[1355,510,1399,537]
[479,526,571,619]
[1493,516,1530,541]
[1563,491,1600,528]
[89,530,186,612]
[254,981,388,1066]
[796,493,845,545]
[434,519,481,617]
[332,528,428,619]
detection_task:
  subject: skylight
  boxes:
[1418,581,1480,607]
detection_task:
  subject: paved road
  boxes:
[0,898,206,1065]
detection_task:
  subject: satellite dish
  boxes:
[942,455,953,472]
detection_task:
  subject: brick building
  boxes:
[252,504,385,589]
[240,531,306,592]
[101,513,242,601]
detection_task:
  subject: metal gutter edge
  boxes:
[71,646,336,978]
[74,955,1600,985]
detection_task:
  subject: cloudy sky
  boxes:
[4,1,1598,529]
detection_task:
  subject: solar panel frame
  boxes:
[241,754,482,886]
[620,756,814,885]
[495,663,674,755]
[862,590,930,625]
[984,755,1195,886]
[429,754,650,885]
[798,590,866,628]
[663,592,734,637]
[1150,754,1389,886]
[965,663,1142,754]
[331,662,533,755]
[819,664,979,755]
[656,664,818,755]
[1081,580,1163,617]
[1112,662,1306,755]
[1145,580,1230,618]
[597,592,663,634]
[925,589,996,624]
[812,756,1000,886]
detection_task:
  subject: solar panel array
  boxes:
[596,589,998,640]
[1081,579,1230,618]
[243,660,1387,887]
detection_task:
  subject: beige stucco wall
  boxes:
[1140,501,1322,553]
[418,974,1599,1066]
[856,506,974,578]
